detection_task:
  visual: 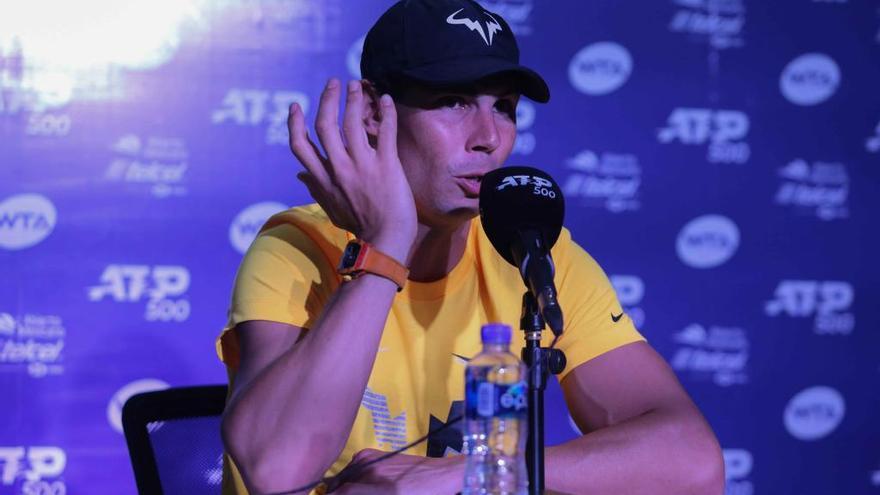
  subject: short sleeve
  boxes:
[549,231,646,381]
[216,223,339,368]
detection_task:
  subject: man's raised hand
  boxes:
[287,78,417,263]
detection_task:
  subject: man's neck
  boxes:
[406,219,472,283]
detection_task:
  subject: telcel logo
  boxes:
[568,42,632,95]
[0,194,57,251]
[779,53,840,106]
[784,386,845,441]
[676,215,740,268]
[0,446,66,485]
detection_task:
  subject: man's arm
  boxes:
[546,341,725,494]
[334,342,722,495]
[221,78,418,494]
[222,273,401,494]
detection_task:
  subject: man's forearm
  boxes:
[223,272,402,494]
[544,404,724,495]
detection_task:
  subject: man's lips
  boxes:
[455,175,483,198]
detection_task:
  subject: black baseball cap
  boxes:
[361,0,550,103]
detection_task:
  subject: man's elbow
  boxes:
[680,424,725,495]
[221,411,337,494]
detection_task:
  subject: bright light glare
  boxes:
[0,0,207,70]
[0,0,211,110]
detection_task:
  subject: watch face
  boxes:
[340,242,362,269]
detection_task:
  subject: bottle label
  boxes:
[466,380,527,418]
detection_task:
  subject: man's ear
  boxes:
[361,80,382,146]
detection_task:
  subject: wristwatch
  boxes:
[338,239,409,291]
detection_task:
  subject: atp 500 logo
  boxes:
[0,446,66,494]
[212,89,310,145]
[88,265,191,322]
[657,108,750,164]
[722,448,754,495]
[495,175,556,198]
[765,280,854,335]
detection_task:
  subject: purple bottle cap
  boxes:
[481,323,512,345]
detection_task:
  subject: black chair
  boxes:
[122,385,229,495]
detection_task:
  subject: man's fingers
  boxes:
[314,78,350,168]
[288,102,331,185]
[376,94,399,159]
[342,80,370,163]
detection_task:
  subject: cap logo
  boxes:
[446,8,503,46]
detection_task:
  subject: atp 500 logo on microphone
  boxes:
[87,265,191,323]
[495,174,557,198]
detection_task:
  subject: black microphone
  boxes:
[479,166,565,336]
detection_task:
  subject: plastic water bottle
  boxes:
[462,323,528,495]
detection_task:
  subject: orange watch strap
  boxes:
[339,239,409,291]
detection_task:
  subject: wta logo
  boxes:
[107,378,170,433]
[780,53,840,106]
[229,202,288,254]
[676,215,740,268]
[568,42,632,96]
[0,194,57,251]
[784,386,845,441]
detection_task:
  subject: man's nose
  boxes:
[466,106,500,154]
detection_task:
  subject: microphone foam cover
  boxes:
[479,166,565,266]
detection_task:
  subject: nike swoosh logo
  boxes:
[611,312,624,323]
[452,353,471,365]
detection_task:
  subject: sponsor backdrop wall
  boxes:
[1,0,878,493]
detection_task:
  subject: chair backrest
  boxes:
[122,385,229,495]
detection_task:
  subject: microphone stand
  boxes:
[520,292,566,495]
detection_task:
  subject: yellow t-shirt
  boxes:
[216,203,644,494]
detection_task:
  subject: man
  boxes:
[218,1,725,494]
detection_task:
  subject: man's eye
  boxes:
[437,96,466,109]
[495,100,516,119]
